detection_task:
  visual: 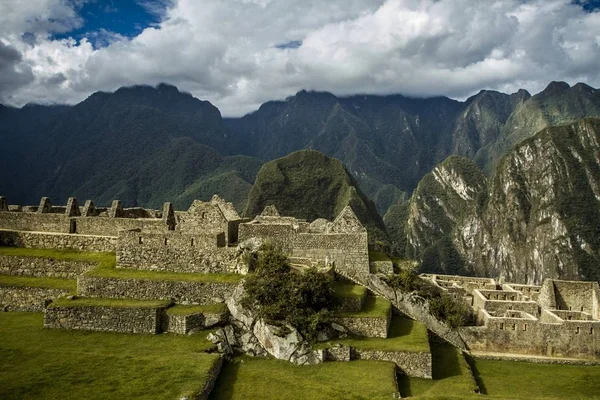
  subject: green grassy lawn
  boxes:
[473,357,600,399]
[319,316,430,353]
[335,296,391,318]
[167,303,228,316]
[332,281,367,298]
[89,256,243,284]
[399,342,478,399]
[0,247,115,266]
[0,312,219,400]
[0,274,76,292]
[49,297,172,309]
[209,356,398,400]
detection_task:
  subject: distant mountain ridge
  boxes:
[2,81,600,218]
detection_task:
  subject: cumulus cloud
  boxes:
[0,0,599,115]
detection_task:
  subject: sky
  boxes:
[1,0,600,117]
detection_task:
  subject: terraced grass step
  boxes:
[45,297,173,334]
[333,296,392,338]
[333,281,367,312]
[0,274,76,312]
[316,317,433,378]
[165,303,229,334]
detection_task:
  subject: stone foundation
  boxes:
[0,286,71,311]
[0,230,116,252]
[334,314,391,338]
[352,349,432,379]
[44,304,166,333]
[78,275,238,305]
[165,310,228,334]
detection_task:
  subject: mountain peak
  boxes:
[542,81,571,94]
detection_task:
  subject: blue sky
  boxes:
[52,0,168,47]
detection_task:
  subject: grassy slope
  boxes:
[0,275,76,291]
[332,281,367,298]
[322,316,430,353]
[0,247,243,284]
[0,313,219,400]
[49,297,171,308]
[209,356,398,400]
[335,296,391,318]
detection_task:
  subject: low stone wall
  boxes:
[334,315,390,338]
[0,286,71,311]
[370,260,393,274]
[0,255,96,279]
[0,230,116,252]
[166,313,205,335]
[353,349,432,379]
[78,275,237,305]
[44,304,165,333]
[336,296,365,312]
[189,356,224,400]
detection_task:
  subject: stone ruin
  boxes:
[421,273,600,360]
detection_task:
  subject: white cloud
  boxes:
[0,0,599,115]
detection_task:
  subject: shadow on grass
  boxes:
[431,342,462,379]
[208,359,241,400]
[464,353,487,395]
[397,374,413,398]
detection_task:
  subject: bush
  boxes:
[242,244,334,343]
[385,269,422,292]
[428,293,472,328]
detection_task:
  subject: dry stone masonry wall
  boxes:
[0,255,96,279]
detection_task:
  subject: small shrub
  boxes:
[428,293,472,328]
[385,269,421,292]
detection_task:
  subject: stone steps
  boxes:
[0,274,76,311]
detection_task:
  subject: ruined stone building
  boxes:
[422,273,600,359]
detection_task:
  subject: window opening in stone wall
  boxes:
[523,324,527,331]
[191,238,195,246]
[164,238,168,246]
[202,212,207,219]
[139,236,143,244]
[590,327,594,335]
[500,323,504,330]
[576,327,580,334]
[512,324,516,330]
[581,307,585,311]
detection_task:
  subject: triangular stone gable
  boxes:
[211,195,240,221]
[261,205,280,217]
[0,196,7,212]
[65,197,81,217]
[330,206,365,233]
[37,197,51,213]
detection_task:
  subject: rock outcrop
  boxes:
[208,284,322,365]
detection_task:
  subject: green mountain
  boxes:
[244,150,388,244]
[405,118,600,283]
[0,84,262,211]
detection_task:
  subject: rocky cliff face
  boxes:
[407,119,600,284]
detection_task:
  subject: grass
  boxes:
[332,281,366,298]
[0,247,114,266]
[369,250,391,262]
[335,296,391,318]
[166,303,228,316]
[319,316,430,353]
[209,355,398,400]
[0,312,219,400]
[0,274,76,292]
[398,342,479,399]
[472,357,600,399]
[49,297,171,309]
[88,256,243,284]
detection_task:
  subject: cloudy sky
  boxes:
[1,0,600,116]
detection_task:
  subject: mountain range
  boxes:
[2,81,600,283]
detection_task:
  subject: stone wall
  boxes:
[44,304,166,333]
[116,231,239,273]
[539,280,600,317]
[352,348,432,379]
[0,255,96,279]
[189,356,224,400]
[78,275,237,305]
[74,217,168,236]
[0,230,117,252]
[165,313,205,335]
[334,314,391,338]
[0,211,70,233]
[0,286,71,311]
